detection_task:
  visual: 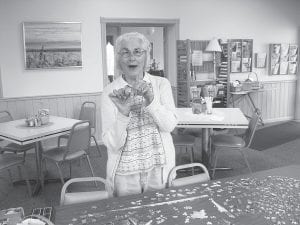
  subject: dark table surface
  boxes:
[55,165,300,225]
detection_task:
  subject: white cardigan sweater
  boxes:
[101,73,178,196]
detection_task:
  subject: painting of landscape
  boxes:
[23,22,82,69]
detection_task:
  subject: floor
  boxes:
[1,131,300,215]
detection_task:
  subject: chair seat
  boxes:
[43,147,86,162]
[172,134,195,146]
[63,191,109,205]
[2,143,34,152]
[60,128,95,138]
[171,173,210,187]
[0,154,24,170]
[59,134,70,139]
[182,128,202,137]
[212,134,245,148]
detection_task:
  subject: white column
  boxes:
[294,30,300,121]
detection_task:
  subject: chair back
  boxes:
[167,163,210,188]
[244,112,260,148]
[64,121,91,158]
[79,102,96,129]
[0,111,13,123]
[60,177,109,205]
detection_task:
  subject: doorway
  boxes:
[100,18,179,87]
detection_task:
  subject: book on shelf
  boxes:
[220,67,228,71]
[217,81,227,85]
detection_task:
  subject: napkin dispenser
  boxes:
[38,109,50,125]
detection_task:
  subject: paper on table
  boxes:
[182,109,224,121]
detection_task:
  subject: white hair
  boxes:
[114,32,151,74]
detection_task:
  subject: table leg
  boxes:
[231,95,235,107]
[201,128,210,169]
[32,141,44,196]
[247,93,264,125]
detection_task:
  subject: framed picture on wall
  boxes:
[23,22,82,69]
[229,39,253,73]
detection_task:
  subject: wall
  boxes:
[0,0,300,98]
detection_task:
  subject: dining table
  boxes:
[55,165,300,225]
[0,116,80,195]
[176,107,249,168]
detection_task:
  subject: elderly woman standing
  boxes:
[101,32,178,197]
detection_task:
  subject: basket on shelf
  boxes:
[230,84,243,92]
[241,72,260,91]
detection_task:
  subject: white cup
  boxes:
[205,97,213,114]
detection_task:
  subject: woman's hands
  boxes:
[132,81,154,107]
[109,86,132,117]
[109,81,154,116]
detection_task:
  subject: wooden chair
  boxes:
[42,121,96,185]
[210,112,260,178]
[167,163,210,188]
[58,101,101,157]
[0,111,34,158]
[60,177,109,205]
[0,153,32,196]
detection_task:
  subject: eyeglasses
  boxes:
[118,48,146,58]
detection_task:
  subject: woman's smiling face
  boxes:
[118,37,147,80]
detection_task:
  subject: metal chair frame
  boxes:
[43,121,96,186]
[60,177,109,206]
[58,101,101,157]
[0,110,34,160]
[167,163,210,188]
[211,112,260,178]
[0,154,32,196]
[172,133,196,174]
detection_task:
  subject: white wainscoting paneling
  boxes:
[0,92,102,148]
[228,80,296,123]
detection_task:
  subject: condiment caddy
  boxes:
[25,109,49,127]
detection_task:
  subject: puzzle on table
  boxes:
[66,176,300,225]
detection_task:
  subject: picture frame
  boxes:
[23,22,82,69]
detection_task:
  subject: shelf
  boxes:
[176,39,229,107]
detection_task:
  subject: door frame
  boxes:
[100,17,179,87]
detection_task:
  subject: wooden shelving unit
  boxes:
[216,42,230,107]
[176,39,228,108]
